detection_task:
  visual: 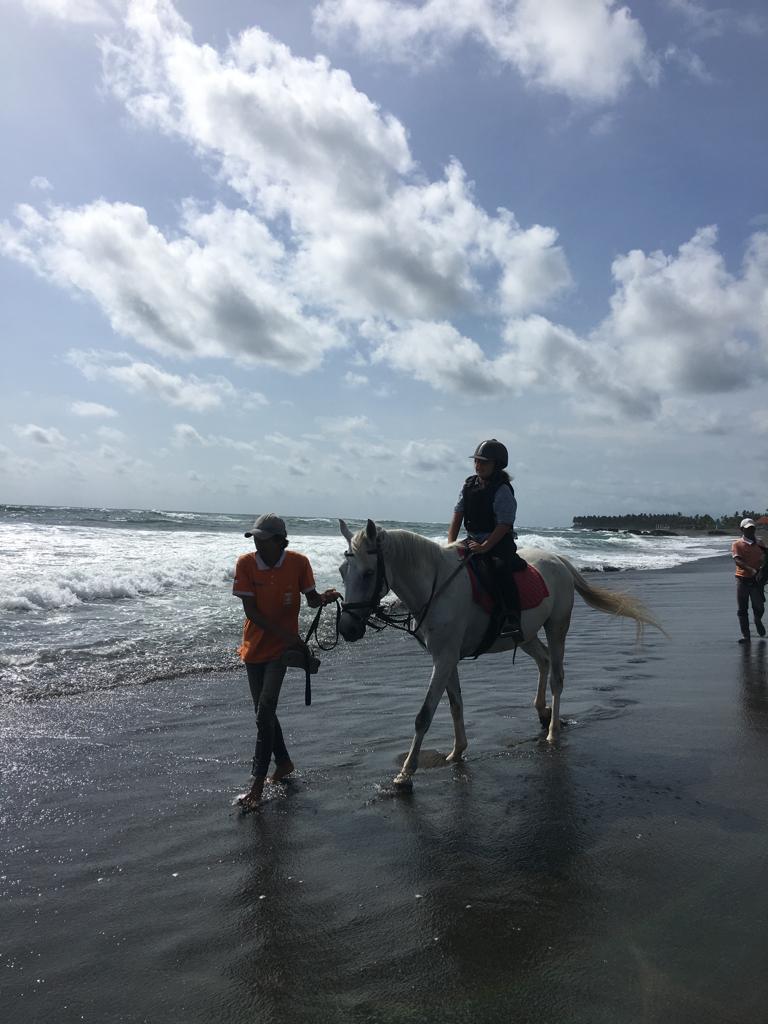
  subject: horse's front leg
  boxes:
[394,657,456,789]
[445,668,467,763]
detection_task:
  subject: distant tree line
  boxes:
[573,510,768,531]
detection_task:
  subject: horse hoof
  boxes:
[393,773,414,791]
[538,707,552,727]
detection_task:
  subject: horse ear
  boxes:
[339,519,353,544]
[365,519,377,542]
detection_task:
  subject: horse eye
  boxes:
[363,570,375,579]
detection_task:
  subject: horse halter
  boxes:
[341,540,390,628]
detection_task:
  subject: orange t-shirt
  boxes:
[731,538,766,579]
[233,550,315,663]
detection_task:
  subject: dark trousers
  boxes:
[482,534,527,624]
[737,578,765,638]
[246,661,289,778]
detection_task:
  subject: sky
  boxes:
[1,0,766,527]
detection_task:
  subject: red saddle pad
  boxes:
[513,565,550,610]
[463,556,549,612]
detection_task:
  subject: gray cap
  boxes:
[740,518,756,529]
[244,513,287,539]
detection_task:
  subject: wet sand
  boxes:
[3,556,768,1023]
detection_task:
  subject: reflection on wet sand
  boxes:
[230,794,354,1020]
[389,746,591,1015]
[738,642,768,734]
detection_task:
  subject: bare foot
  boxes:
[268,759,295,784]
[237,778,265,811]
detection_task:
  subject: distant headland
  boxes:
[572,511,768,536]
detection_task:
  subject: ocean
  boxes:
[0,504,729,704]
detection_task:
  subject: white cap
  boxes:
[740,518,756,529]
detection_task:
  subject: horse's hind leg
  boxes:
[543,614,570,743]
[445,668,467,764]
[521,636,550,727]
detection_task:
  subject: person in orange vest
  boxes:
[731,518,766,644]
[232,514,340,810]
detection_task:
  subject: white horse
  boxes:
[338,519,662,790]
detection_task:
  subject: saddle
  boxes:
[457,546,549,656]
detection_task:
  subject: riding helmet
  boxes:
[471,439,508,469]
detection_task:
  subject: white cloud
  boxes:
[6,0,766,431]
[70,400,118,417]
[343,371,369,388]
[366,226,768,418]
[369,319,498,395]
[67,350,266,411]
[30,176,53,191]
[1,201,342,372]
[663,45,713,84]
[499,314,661,418]
[22,0,122,25]
[401,439,457,474]
[664,0,766,38]
[104,0,412,202]
[597,226,768,394]
[314,0,659,103]
[1,0,572,401]
[367,314,658,415]
[339,439,395,459]
[0,443,37,478]
[171,423,258,454]
[95,426,126,442]
[171,423,209,447]
[13,423,68,447]
[95,2,569,323]
[317,415,371,435]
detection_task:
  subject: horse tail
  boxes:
[556,556,666,640]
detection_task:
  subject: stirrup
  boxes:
[500,619,524,643]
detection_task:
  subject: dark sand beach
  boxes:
[3,556,768,1023]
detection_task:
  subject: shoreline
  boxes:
[3,552,735,709]
[4,551,767,1023]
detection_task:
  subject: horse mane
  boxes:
[352,527,449,576]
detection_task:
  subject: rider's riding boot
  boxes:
[756,616,766,638]
[491,563,524,643]
[499,590,524,644]
[502,616,525,644]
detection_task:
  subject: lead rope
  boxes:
[299,598,343,705]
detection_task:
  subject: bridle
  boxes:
[340,540,392,632]
[340,537,469,637]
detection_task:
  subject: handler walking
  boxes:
[232,513,339,810]
[731,517,766,644]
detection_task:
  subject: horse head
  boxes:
[338,518,388,641]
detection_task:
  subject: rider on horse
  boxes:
[447,439,527,644]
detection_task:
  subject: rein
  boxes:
[298,598,343,706]
[303,598,342,651]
